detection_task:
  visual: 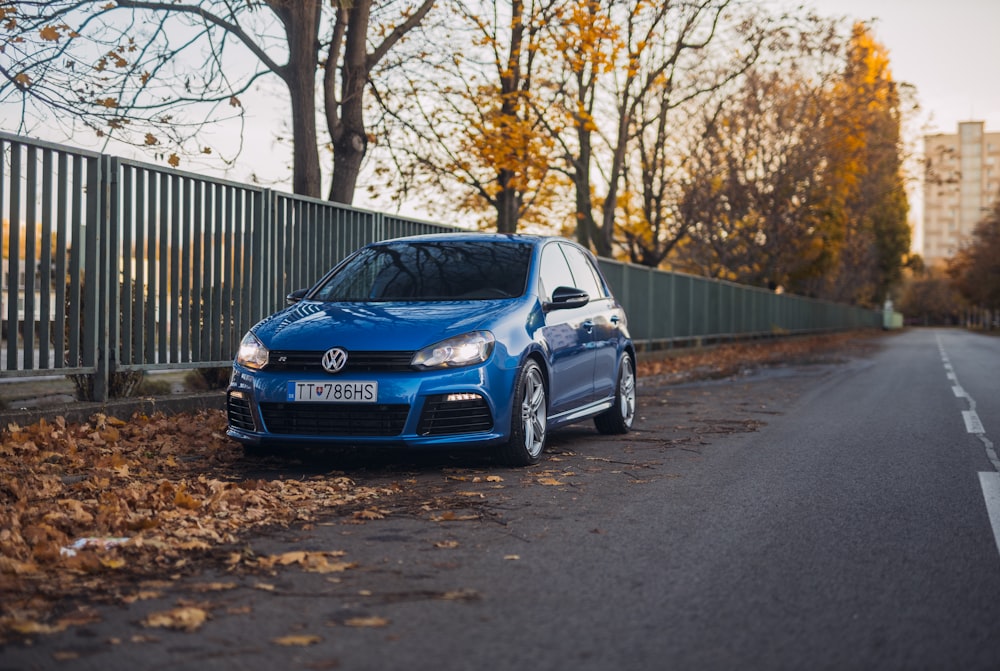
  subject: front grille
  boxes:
[268,350,415,373]
[259,402,409,437]
[227,393,256,431]
[418,395,493,436]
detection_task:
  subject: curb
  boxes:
[0,391,226,428]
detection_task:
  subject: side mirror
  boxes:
[544,286,590,311]
[286,288,309,305]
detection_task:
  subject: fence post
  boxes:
[92,154,118,401]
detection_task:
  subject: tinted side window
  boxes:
[560,244,605,299]
[539,244,576,302]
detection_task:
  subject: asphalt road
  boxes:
[4,328,1000,670]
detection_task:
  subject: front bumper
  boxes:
[225,363,516,449]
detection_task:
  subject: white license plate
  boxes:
[286,381,378,403]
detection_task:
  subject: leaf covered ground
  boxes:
[0,331,875,640]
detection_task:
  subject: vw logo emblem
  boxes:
[321,347,348,374]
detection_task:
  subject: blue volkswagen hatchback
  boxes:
[226,233,636,465]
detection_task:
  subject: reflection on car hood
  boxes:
[252,300,520,351]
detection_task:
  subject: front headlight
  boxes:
[236,331,269,370]
[412,331,495,370]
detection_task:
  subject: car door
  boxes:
[558,243,621,402]
[537,243,597,416]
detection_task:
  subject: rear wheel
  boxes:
[595,352,636,435]
[496,360,547,466]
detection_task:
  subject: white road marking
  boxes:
[964,411,986,435]
[979,473,1000,558]
[937,334,1000,560]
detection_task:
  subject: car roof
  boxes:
[369,232,559,246]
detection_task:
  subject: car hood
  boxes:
[252,300,523,351]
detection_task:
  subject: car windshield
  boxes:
[311,240,533,302]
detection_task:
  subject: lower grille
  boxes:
[259,402,409,437]
[418,395,493,436]
[227,393,256,431]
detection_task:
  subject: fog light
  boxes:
[445,392,482,402]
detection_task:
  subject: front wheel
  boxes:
[595,352,636,435]
[496,360,547,466]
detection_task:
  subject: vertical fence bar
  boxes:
[230,189,244,357]
[136,170,151,365]
[246,189,262,331]
[104,156,120,392]
[83,154,103,398]
[23,145,37,369]
[6,143,21,370]
[0,138,5,349]
[221,186,236,358]
[274,195,288,310]
[39,149,53,368]
[193,180,205,361]
[157,172,169,365]
[211,183,224,361]
[0,138,7,364]
[169,172,181,363]
[53,152,67,368]
[144,170,158,364]
[180,177,192,364]
[68,155,84,369]
[121,166,134,365]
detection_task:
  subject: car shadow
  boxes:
[230,425,601,480]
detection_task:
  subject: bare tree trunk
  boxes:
[326,0,436,204]
[496,169,519,234]
[573,119,597,249]
[596,104,630,258]
[271,0,323,198]
[327,1,370,203]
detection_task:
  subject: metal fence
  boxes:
[1,131,881,400]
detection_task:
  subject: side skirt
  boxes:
[548,398,614,427]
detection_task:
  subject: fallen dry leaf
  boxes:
[353,509,387,520]
[0,406,402,638]
[189,582,237,592]
[272,634,322,646]
[141,606,208,632]
[431,511,479,522]
[344,616,390,628]
[5,619,67,635]
[121,590,163,604]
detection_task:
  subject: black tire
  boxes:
[594,352,636,435]
[496,360,547,466]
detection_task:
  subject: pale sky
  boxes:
[803,0,1000,135]
[800,0,1000,252]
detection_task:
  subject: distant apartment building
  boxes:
[923,121,1000,267]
